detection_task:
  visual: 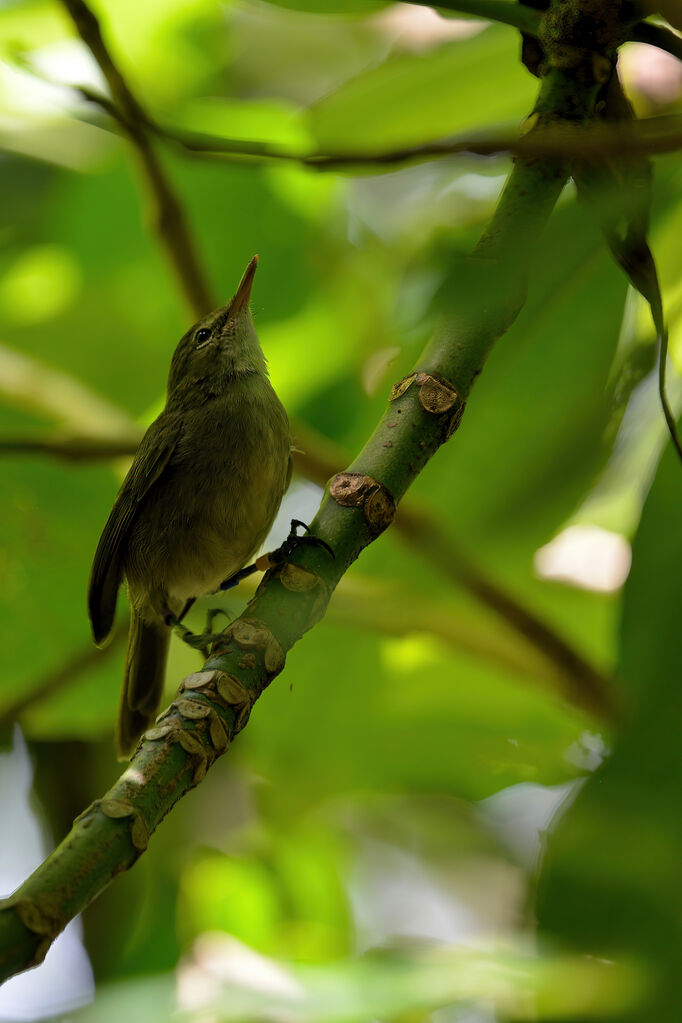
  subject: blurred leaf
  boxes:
[223,3,390,107]
[82,0,225,105]
[75,974,175,1023]
[309,25,535,149]
[172,97,313,149]
[0,1,68,55]
[179,855,284,951]
[535,435,682,1020]
[178,825,350,960]
[73,937,646,1022]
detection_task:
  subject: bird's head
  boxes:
[167,255,266,402]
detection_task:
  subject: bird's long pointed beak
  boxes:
[229,255,258,317]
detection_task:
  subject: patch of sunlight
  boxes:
[177,934,304,1013]
[266,163,341,223]
[371,3,485,53]
[564,730,609,772]
[264,481,324,554]
[30,37,106,92]
[440,171,508,201]
[533,524,632,593]
[260,301,353,409]
[380,635,442,675]
[0,245,81,325]
[0,57,72,119]
[175,96,311,149]
[478,780,581,872]
[619,41,682,108]
[0,3,69,66]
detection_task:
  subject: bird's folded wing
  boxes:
[88,414,183,645]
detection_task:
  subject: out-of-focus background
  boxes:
[1,1,681,1019]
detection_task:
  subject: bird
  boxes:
[88,256,293,758]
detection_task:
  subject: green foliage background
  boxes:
[0,0,681,1019]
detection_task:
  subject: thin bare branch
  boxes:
[0,431,138,461]
[164,117,682,167]
[61,0,214,317]
[72,82,682,168]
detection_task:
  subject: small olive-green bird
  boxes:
[88,256,292,758]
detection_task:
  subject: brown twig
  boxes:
[0,432,139,461]
[298,118,682,166]
[61,0,214,317]
[73,81,682,169]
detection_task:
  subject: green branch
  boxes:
[0,27,612,974]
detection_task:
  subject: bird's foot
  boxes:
[219,519,334,593]
[165,607,233,659]
[265,519,335,568]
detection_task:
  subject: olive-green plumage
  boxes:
[88,257,292,758]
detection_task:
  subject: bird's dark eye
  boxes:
[195,327,212,345]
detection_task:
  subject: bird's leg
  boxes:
[177,597,195,623]
[164,604,233,658]
[219,519,334,592]
[218,561,259,592]
[162,596,196,641]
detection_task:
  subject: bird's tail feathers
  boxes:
[116,611,169,760]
